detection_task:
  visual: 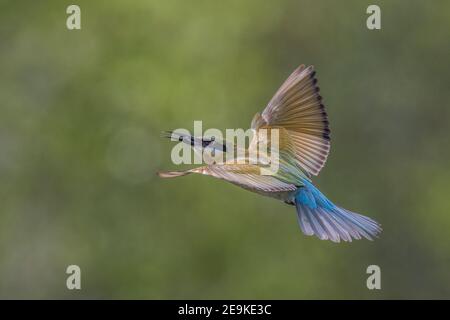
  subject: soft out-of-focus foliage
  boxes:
[0,0,449,298]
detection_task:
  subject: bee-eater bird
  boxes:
[158,65,381,242]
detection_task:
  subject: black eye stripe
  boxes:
[202,140,212,148]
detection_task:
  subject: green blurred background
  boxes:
[1,0,449,299]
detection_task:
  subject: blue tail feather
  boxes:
[295,180,381,242]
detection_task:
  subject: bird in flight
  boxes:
[158,65,381,242]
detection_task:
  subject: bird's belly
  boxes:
[250,188,298,203]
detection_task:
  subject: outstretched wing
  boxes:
[251,65,330,176]
[158,164,299,193]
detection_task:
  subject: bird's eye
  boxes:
[210,136,215,141]
[178,136,183,142]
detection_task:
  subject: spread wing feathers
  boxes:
[252,65,331,176]
[197,165,298,192]
[158,164,297,193]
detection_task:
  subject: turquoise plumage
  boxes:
[158,65,381,242]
